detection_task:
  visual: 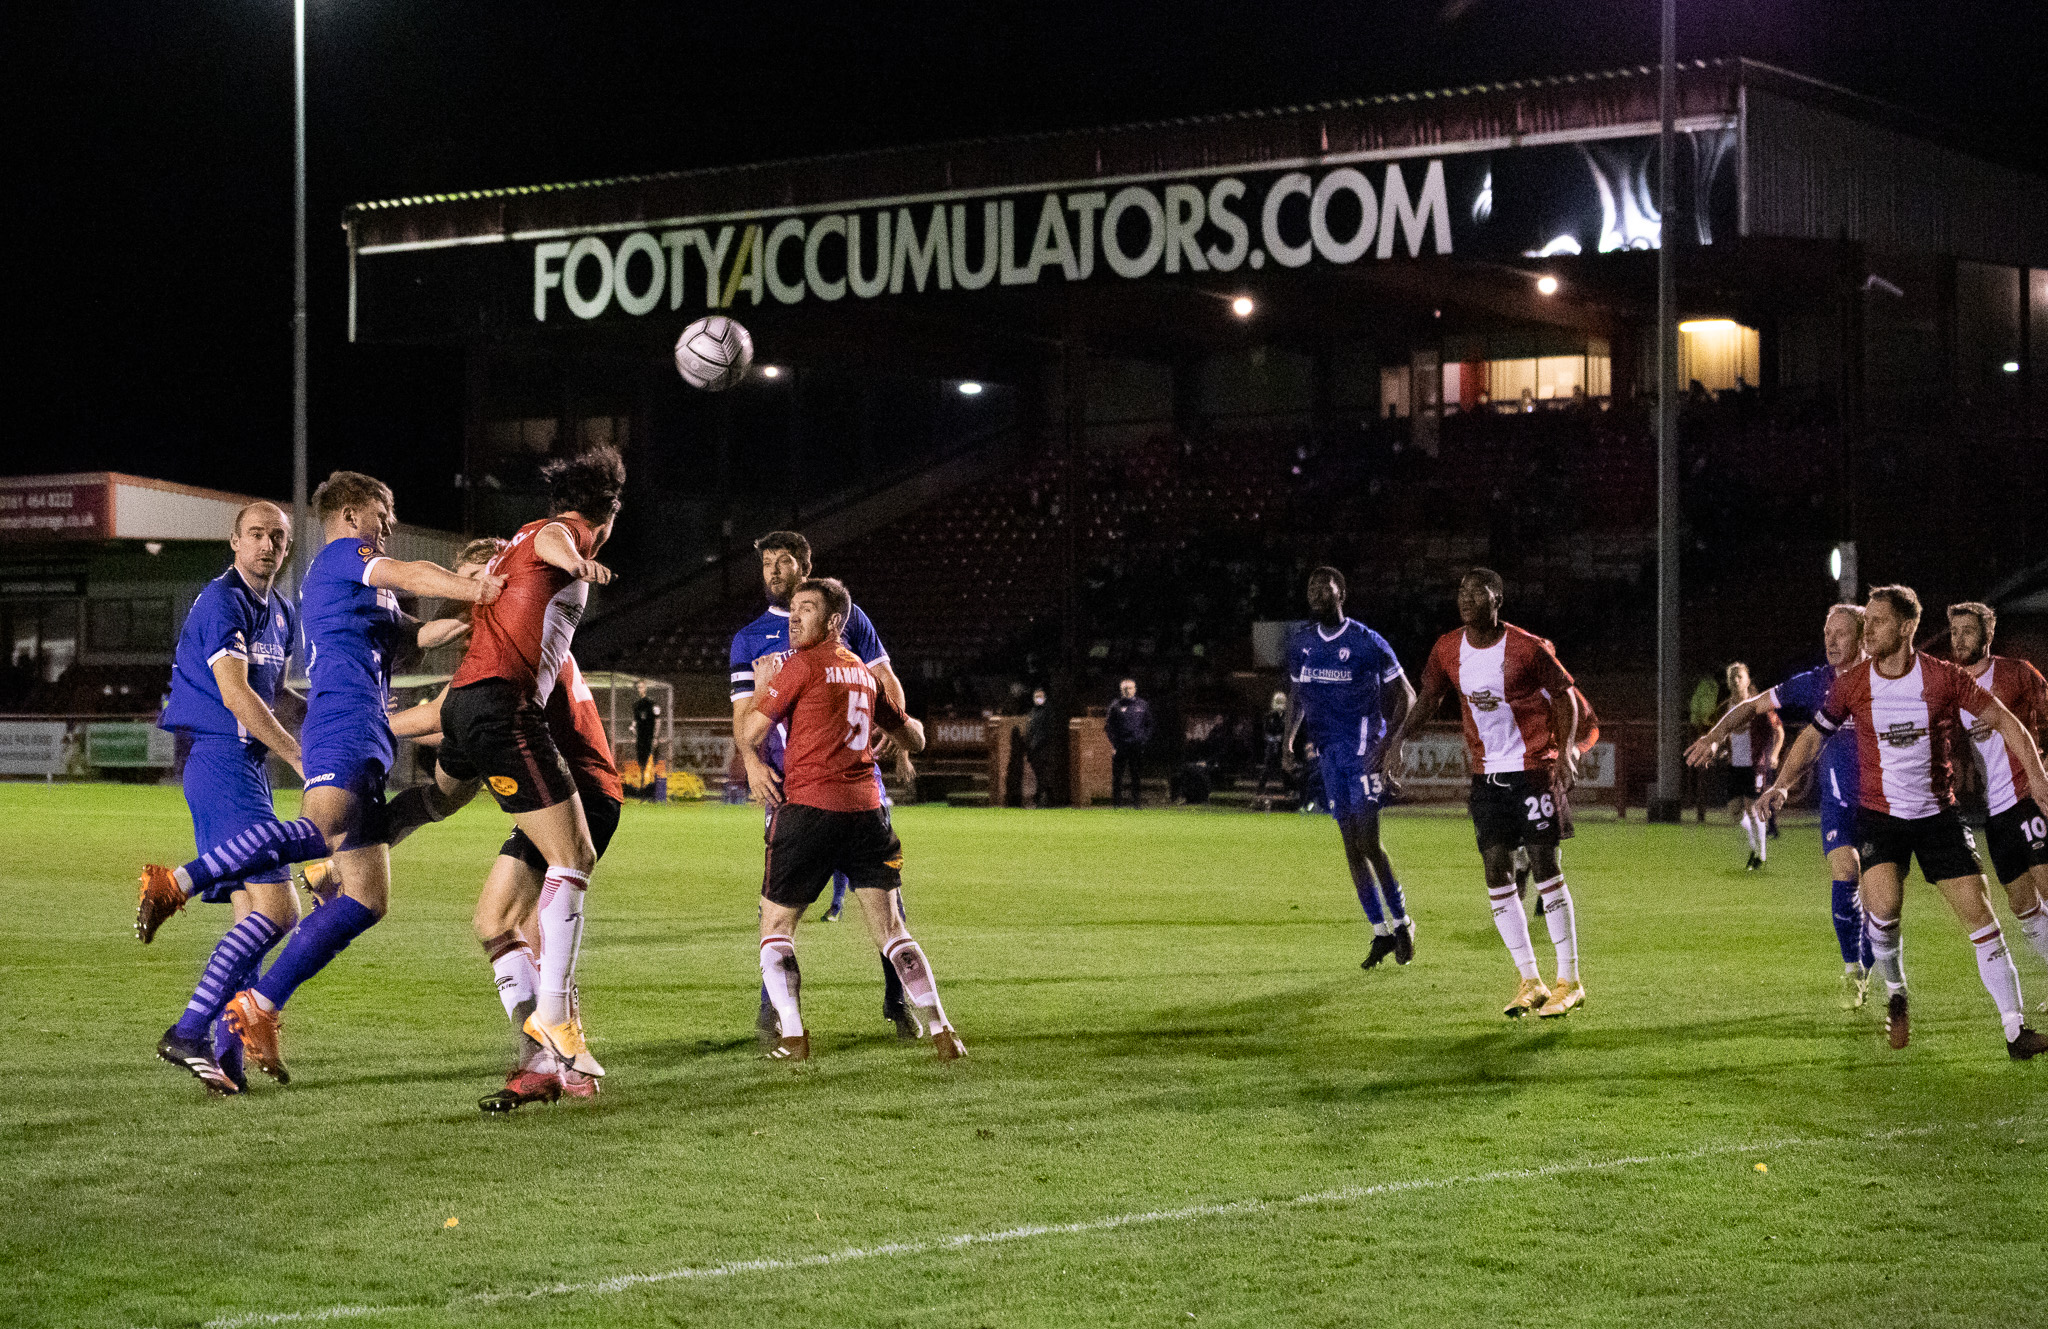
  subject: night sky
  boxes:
[21,1,2044,532]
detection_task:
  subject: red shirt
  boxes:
[452,514,598,702]
[545,654,623,805]
[1420,623,1574,774]
[1960,655,2048,814]
[755,639,905,812]
[1815,652,1996,819]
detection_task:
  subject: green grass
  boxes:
[4,783,2045,1329]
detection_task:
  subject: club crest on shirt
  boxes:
[1338,647,1351,661]
[489,775,519,797]
[358,545,373,558]
[275,614,287,631]
[1881,720,1928,748]
[1468,688,1504,713]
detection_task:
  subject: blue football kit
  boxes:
[1767,663,1861,854]
[729,601,888,774]
[1290,618,1406,819]
[160,568,299,901]
[299,535,406,813]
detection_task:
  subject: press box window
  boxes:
[90,599,173,652]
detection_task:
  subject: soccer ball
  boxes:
[673,315,754,391]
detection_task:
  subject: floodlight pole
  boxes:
[291,0,310,588]
[1649,0,1683,823]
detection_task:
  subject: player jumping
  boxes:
[1381,567,1585,1019]
[739,577,961,1062]
[146,502,303,1094]
[1283,566,1417,968]
[1947,601,2048,980]
[731,530,916,1036]
[1689,605,1874,1008]
[1758,585,2048,1058]
[433,447,623,1084]
[139,472,497,1083]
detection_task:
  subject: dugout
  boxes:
[345,59,2048,741]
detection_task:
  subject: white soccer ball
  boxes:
[673,315,754,391]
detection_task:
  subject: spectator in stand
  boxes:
[632,680,661,800]
[1106,678,1152,809]
[1255,690,1288,802]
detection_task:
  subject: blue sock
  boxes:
[1379,875,1409,923]
[1351,867,1387,926]
[183,818,328,894]
[172,911,286,1039]
[254,895,376,1010]
[1830,880,1865,966]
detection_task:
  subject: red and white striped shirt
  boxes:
[1814,653,1995,820]
[1960,656,2048,816]
[1421,623,1574,775]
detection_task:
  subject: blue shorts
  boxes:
[299,704,392,846]
[1821,798,1855,859]
[1320,753,1387,820]
[182,736,287,899]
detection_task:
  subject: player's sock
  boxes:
[534,868,589,1027]
[170,911,286,1040]
[1351,868,1389,931]
[251,894,377,1011]
[1378,875,1410,929]
[1829,880,1865,965]
[1753,816,1767,864]
[1865,911,1906,995]
[177,818,328,896]
[1488,884,1541,980]
[1968,923,2027,1041]
[883,936,953,1031]
[2013,901,2048,967]
[759,936,803,1036]
[1533,875,1579,982]
[1740,811,1758,859]
[828,873,849,915]
[382,784,447,848]
[484,931,540,1027]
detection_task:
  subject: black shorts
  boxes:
[1857,806,1983,883]
[438,679,577,815]
[500,793,620,874]
[763,802,903,909]
[1985,798,2048,887]
[1731,763,1773,797]
[1470,771,1570,853]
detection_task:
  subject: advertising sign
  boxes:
[86,722,178,769]
[354,127,1736,340]
[0,480,110,542]
[1399,735,1614,790]
[0,721,70,776]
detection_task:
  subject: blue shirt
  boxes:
[160,567,297,748]
[1769,662,1859,809]
[300,536,405,713]
[730,601,887,773]
[1290,618,1405,761]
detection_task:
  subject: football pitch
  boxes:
[5,784,2044,1329]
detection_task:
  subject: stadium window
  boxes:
[1379,365,1411,419]
[89,598,173,652]
[6,599,79,683]
[1677,320,1760,394]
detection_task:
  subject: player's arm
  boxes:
[876,692,925,754]
[1686,692,1772,767]
[210,655,303,776]
[388,685,448,741]
[1758,725,1824,820]
[732,695,783,808]
[416,617,471,650]
[1380,659,1447,776]
[1980,694,2048,803]
[367,558,504,604]
[1547,687,1580,790]
[868,659,918,781]
[1763,709,1785,767]
[533,522,612,585]
[1281,678,1303,772]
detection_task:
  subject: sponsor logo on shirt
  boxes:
[306,772,335,785]
[1468,688,1504,713]
[1881,721,1929,748]
[1298,668,1355,684]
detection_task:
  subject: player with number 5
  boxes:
[1384,568,1587,1020]
[740,577,963,1063]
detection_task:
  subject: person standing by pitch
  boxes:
[1106,678,1152,808]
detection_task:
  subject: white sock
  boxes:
[535,867,589,1027]
[884,936,952,1032]
[1753,813,1767,863]
[1534,875,1579,983]
[759,935,803,1036]
[2014,903,2048,967]
[1489,885,1541,980]
[1867,913,1906,995]
[1969,924,2026,1041]
[489,939,539,1027]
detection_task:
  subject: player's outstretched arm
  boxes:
[368,558,505,605]
[1685,693,1764,767]
[1757,725,1822,820]
[533,523,613,585]
[210,655,302,775]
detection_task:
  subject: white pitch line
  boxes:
[195,1124,1953,1329]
